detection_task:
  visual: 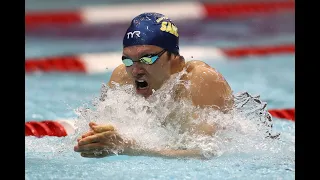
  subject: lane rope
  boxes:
[25,1,295,28]
[25,44,295,74]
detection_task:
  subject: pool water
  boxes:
[25,6,295,180]
[25,57,295,179]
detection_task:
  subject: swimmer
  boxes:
[74,12,234,159]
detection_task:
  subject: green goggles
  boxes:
[122,49,166,67]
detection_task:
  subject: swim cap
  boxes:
[123,12,179,54]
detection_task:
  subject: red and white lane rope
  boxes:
[26,1,295,28]
[268,108,295,121]
[25,44,295,74]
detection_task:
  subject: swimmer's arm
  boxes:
[188,66,233,136]
[76,123,205,159]
[124,148,205,159]
[108,64,133,87]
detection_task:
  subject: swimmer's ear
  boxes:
[176,55,185,63]
[170,55,185,73]
[170,53,183,61]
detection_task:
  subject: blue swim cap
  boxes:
[123,12,179,54]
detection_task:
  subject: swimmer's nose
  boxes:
[131,64,144,77]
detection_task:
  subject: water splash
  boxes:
[69,69,290,159]
[25,68,293,162]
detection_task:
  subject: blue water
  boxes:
[25,4,295,180]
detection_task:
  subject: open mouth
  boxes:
[135,79,149,90]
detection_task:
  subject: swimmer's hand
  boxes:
[74,122,207,159]
[74,122,133,158]
[75,122,115,142]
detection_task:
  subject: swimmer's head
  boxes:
[123,12,179,54]
[122,13,185,98]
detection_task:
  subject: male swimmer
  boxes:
[74,13,234,158]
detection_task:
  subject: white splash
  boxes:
[69,69,291,159]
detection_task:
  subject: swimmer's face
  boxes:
[122,45,172,98]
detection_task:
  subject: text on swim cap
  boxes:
[160,22,179,37]
[127,31,141,39]
[156,17,169,23]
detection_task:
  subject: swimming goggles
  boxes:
[122,49,166,67]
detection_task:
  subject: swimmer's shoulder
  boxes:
[184,60,233,109]
[184,60,221,79]
[108,64,133,87]
[185,60,231,89]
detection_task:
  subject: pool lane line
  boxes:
[25,44,295,74]
[26,1,295,28]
